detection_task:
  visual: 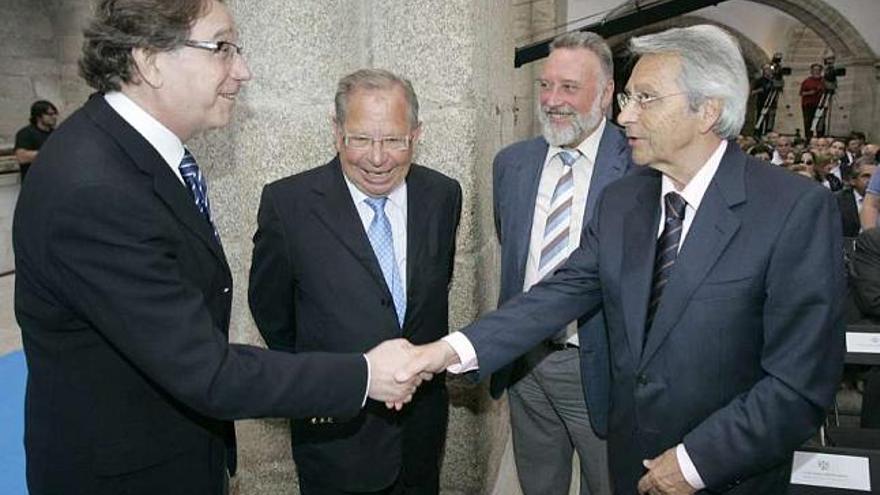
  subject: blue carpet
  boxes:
[0,351,27,494]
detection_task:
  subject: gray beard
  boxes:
[538,102,602,148]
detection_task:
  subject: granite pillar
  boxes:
[190,1,518,493]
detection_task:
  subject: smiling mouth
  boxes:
[362,169,392,178]
[220,92,238,101]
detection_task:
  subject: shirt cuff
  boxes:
[676,443,705,490]
[361,354,371,407]
[442,332,478,373]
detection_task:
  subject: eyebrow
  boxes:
[209,27,237,40]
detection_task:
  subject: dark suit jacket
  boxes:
[489,122,633,437]
[460,144,845,494]
[248,159,461,492]
[13,95,368,495]
[836,187,861,238]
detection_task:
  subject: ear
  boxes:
[131,47,162,88]
[600,78,615,113]
[410,122,423,145]
[332,116,344,152]
[699,98,722,135]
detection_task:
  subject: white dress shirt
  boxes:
[523,118,605,345]
[104,91,186,184]
[446,141,731,489]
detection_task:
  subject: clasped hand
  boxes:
[364,339,458,410]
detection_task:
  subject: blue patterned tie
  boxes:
[178,150,218,240]
[364,197,406,327]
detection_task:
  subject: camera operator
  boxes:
[800,63,825,140]
[752,53,787,136]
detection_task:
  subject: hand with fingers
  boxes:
[365,338,431,410]
[637,447,696,495]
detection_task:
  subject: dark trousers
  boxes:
[863,368,880,428]
[803,104,819,140]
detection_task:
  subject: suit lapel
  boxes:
[510,139,549,285]
[404,166,432,330]
[85,95,229,269]
[620,175,661,362]
[586,123,630,222]
[308,159,392,301]
[640,147,745,367]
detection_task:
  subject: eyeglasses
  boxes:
[616,92,687,110]
[183,40,243,61]
[343,134,412,151]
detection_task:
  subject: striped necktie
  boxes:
[538,150,578,280]
[178,150,218,239]
[646,192,687,335]
[364,197,406,328]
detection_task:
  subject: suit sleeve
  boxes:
[462,195,604,380]
[47,181,367,421]
[249,185,298,352]
[683,186,845,489]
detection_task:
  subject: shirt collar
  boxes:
[547,118,607,165]
[661,140,728,212]
[104,91,185,172]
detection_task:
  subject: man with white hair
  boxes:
[401,24,844,495]
[489,31,632,495]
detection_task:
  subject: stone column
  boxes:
[192,1,519,493]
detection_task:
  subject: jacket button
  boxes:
[637,373,648,386]
[222,287,231,294]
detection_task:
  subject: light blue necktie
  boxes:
[364,197,406,327]
[179,149,218,240]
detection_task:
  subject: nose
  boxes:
[617,100,637,127]
[541,86,562,107]
[232,52,252,82]
[368,139,386,164]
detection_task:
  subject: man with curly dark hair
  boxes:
[14,1,421,493]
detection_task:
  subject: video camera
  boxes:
[823,56,846,93]
[768,53,791,89]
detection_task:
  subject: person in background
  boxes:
[800,63,824,140]
[13,100,58,183]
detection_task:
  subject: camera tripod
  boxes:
[810,91,833,137]
[755,87,780,136]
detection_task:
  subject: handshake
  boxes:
[364,338,461,410]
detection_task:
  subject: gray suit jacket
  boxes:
[463,143,845,493]
[489,121,633,437]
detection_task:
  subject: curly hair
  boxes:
[79,0,217,92]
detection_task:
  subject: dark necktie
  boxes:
[646,192,687,334]
[178,150,218,239]
[826,173,842,192]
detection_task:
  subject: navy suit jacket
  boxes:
[13,95,368,495]
[489,121,633,437]
[462,144,845,494]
